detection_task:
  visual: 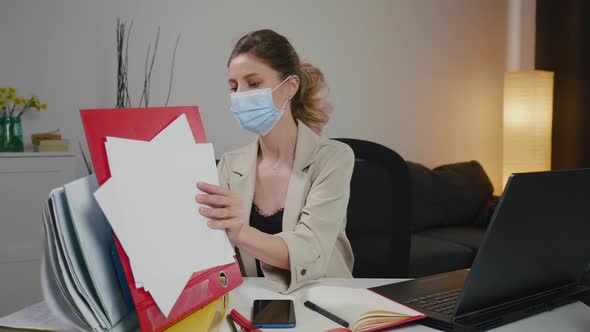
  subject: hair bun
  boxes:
[292,62,332,133]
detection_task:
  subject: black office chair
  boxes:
[334,138,412,278]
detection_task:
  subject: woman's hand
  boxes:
[196,182,246,245]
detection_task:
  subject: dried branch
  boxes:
[116,20,178,108]
[116,18,132,108]
[116,18,124,107]
[124,21,133,108]
[139,44,151,107]
[165,33,181,106]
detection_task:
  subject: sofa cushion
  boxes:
[473,196,500,227]
[417,225,487,250]
[410,235,475,278]
[407,161,494,231]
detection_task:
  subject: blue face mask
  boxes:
[230,76,292,136]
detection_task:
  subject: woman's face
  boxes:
[228,53,297,110]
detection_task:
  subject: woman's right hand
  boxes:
[195,182,247,245]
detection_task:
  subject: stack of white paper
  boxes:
[41,176,138,332]
[93,114,235,317]
[0,302,77,332]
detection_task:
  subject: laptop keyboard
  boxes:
[403,289,462,316]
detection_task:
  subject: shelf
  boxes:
[0,151,75,158]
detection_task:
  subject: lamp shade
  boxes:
[503,70,554,189]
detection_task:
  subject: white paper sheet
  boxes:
[42,205,85,323]
[0,302,76,332]
[43,191,102,331]
[94,178,198,316]
[41,235,89,332]
[63,175,130,326]
[91,180,146,288]
[51,189,110,329]
[94,114,234,317]
[148,113,196,146]
[102,117,234,289]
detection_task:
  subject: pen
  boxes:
[226,314,239,332]
[304,300,349,328]
[229,309,263,332]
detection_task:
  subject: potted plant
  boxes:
[0,86,47,152]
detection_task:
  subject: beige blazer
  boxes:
[217,121,355,293]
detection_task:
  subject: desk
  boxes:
[222,278,590,332]
[1,278,589,331]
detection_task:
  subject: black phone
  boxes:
[251,299,296,328]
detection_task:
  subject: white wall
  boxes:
[507,0,536,71]
[0,0,509,191]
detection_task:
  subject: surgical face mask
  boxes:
[230,75,292,136]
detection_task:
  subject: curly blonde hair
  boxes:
[228,29,332,134]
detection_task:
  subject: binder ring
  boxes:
[219,271,228,288]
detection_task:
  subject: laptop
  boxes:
[371,169,590,332]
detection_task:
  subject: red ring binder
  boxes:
[81,106,243,332]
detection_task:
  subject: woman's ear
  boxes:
[287,75,300,99]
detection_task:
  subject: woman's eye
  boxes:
[230,87,237,92]
[249,82,260,88]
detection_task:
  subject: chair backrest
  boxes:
[333,138,412,278]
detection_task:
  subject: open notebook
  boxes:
[302,286,425,332]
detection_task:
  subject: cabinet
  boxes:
[0,152,79,316]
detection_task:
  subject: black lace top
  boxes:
[250,204,283,277]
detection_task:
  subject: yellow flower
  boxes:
[0,87,46,114]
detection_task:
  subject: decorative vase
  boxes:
[0,116,24,152]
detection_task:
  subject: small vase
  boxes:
[0,116,24,152]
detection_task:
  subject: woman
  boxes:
[196,29,354,293]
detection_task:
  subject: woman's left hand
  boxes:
[196,182,246,245]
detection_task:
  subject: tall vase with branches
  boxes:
[116,19,181,109]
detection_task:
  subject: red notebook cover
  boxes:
[80,106,243,332]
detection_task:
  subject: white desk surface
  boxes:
[222,277,590,332]
[1,277,589,332]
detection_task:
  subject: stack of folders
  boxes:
[41,175,138,332]
[41,176,231,332]
[40,112,239,331]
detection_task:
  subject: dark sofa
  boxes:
[407,161,497,277]
[336,138,497,279]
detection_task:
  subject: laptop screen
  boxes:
[455,169,590,316]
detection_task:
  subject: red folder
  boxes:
[80,106,243,332]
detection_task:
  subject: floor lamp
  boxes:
[502,70,554,189]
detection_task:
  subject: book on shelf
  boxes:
[31,132,62,146]
[34,139,69,152]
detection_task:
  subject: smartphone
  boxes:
[252,299,296,328]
